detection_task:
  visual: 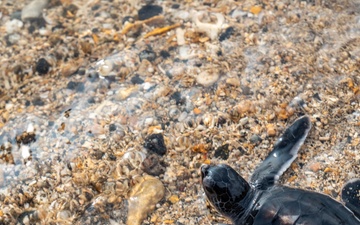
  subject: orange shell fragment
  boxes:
[144,23,181,38]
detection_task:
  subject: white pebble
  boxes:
[5,19,23,34]
[21,0,49,20]
[27,123,35,132]
[196,70,219,87]
[144,117,154,126]
[21,145,31,159]
[57,210,71,220]
[142,82,154,91]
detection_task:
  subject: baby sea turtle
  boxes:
[201,116,360,225]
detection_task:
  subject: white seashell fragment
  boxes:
[176,28,186,45]
[97,59,113,76]
[196,70,219,87]
[21,145,31,159]
[193,12,224,40]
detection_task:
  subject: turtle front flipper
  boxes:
[341,178,360,219]
[250,116,311,190]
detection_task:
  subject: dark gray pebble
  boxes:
[141,154,166,176]
[109,124,117,132]
[35,58,50,75]
[219,26,234,42]
[66,81,85,92]
[144,133,167,156]
[250,134,262,144]
[138,5,163,20]
[32,97,45,106]
[139,49,157,62]
[130,74,144,84]
[170,91,184,105]
[214,144,230,160]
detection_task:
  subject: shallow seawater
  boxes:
[1,0,360,224]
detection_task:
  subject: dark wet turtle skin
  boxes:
[201,116,360,225]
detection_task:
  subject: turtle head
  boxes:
[201,164,251,220]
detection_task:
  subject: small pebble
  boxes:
[21,145,31,159]
[141,154,166,176]
[138,5,163,20]
[131,74,144,84]
[109,124,117,132]
[139,50,157,62]
[5,19,23,34]
[266,124,276,137]
[214,144,230,160]
[32,97,44,106]
[196,70,219,87]
[309,162,322,172]
[35,58,50,75]
[160,50,170,59]
[170,91,184,105]
[144,133,167,156]
[127,175,165,225]
[219,27,235,42]
[66,81,85,92]
[57,210,71,220]
[21,0,49,20]
[226,77,241,87]
[250,134,262,144]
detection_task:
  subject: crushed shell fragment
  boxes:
[127,175,165,225]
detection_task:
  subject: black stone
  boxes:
[66,81,85,92]
[32,97,44,106]
[25,100,31,107]
[52,24,65,32]
[16,132,36,145]
[109,154,116,161]
[92,28,99,33]
[87,97,95,104]
[122,16,134,24]
[29,17,46,28]
[171,4,180,9]
[216,116,227,126]
[237,146,247,155]
[144,133,167,156]
[139,49,156,62]
[109,124,117,132]
[138,5,163,20]
[36,58,50,75]
[160,50,170,59]
[63,4,79,17]
[77,68,86,75]
[219,27,235,42]
[250,134,262,144]
[92,150,104,160]
[91,4,101,11]
[28,25,36,34]
[214,144,230,160]
[313,93,321,101]
[130,74,144,84]
[141,154,166,176]
[170,91,184,105]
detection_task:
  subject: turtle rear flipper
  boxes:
[250,116,311,190]
[341,178,360,219]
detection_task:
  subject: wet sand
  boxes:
[0,0,359,224]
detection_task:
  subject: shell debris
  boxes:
[127,175,165,225]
